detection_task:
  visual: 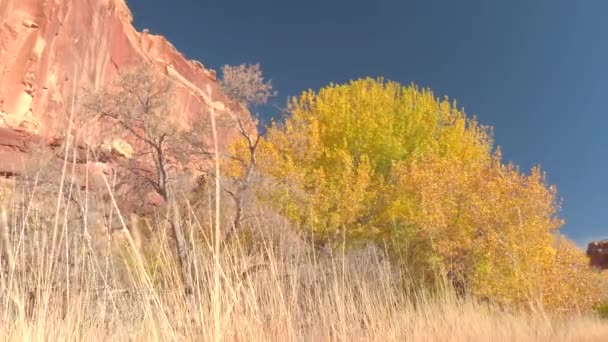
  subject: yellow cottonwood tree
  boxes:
[259,78,601,311]
[388,152,564,305]
[537,237,606,312]
[261,79,491,242]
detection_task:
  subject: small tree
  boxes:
[220,63,276,107]
[83,66,194,294]
[220,64,275,239]
[83,67,185,200]
[193,63,275,242]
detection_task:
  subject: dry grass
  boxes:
[0,193,607,342]
[0,90,606,342]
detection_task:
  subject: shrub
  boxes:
[596,302,608,319]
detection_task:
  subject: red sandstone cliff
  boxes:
[588,240,608,270]
[0,0,254,216]
[0,0,246,164]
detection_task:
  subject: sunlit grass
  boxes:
[0,96,606,342]
[1,193,607,341]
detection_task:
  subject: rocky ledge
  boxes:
[587,240,608,269]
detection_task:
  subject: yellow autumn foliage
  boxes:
[538,237,606,312]
[257,78,603,311]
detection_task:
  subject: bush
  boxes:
[596,302,608,319]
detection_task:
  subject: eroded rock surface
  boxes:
[0,0,242,135]
[0,0,249,213]
[587,240,608,269]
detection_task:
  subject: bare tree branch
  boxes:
[81,65,194,295]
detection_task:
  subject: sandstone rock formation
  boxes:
[587,240,608,269]
[0,0,246,152]
[0,0,250,211]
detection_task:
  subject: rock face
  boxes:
[0,0,250,212]
[0,0,245,149]
[587,240,608,269]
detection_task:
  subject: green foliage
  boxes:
[596,303,608,319]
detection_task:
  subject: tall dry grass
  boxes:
[0,86,606,342]
[0,189,607,341]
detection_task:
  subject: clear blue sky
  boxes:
[129,0,607,246]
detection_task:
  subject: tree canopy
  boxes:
[257,78,601,310]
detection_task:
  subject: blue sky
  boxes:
[129,0,608,246]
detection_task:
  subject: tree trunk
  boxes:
[170,204,194,295]
[222,195,243,245]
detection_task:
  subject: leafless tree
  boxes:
[220,117,261,242]
[83,67,187,199]
[219,64,276,107]
[82,66,194,295]
[213,63,275,242]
